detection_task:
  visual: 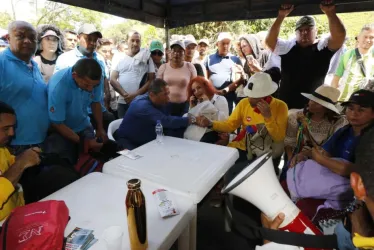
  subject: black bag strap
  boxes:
[1,212,13,250]
[226,196,338,249]
[355,48,367,77]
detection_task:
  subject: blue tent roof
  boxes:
[50,0,374,28]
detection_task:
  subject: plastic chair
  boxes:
[107,119,122,141]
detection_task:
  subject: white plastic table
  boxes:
[103,136,239,204]
[42,172,196,250]
[103,136,239,250]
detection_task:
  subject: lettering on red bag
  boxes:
[18,225,43,243]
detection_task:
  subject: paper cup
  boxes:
[103,226,123,250]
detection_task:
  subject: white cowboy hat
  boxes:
[243,72,278,98]
[301,85,340,114]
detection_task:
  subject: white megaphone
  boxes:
[222,152,326,250]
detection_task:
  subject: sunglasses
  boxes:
[151,51,163,56]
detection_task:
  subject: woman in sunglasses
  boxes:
[34,24,64,83]
[149,40,164,73]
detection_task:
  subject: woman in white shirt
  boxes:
[187,76,229,144]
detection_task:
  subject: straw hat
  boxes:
[243,72,278,98]
[301,85,340,114]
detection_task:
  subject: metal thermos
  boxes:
[126,179,148,250]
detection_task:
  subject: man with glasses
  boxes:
[110,30,156,118]
[55,23,114,133]
[265,0,346,109]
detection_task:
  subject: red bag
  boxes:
[0,200,69,250]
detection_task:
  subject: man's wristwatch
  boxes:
[190,116,197,124]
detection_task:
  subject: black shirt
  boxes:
[279,43,335,109]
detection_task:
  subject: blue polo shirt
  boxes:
[48,67,101,133]
[54,47,106,112]
[322,126,358,162]
[117,94,189,148]
[0,48,50,145]
[205,51,242,89]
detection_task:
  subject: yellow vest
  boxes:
[0,148,25,221]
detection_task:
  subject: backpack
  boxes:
[74,140,120,177]
[0,200,69,250]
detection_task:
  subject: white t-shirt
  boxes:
[255,242,303,250]
[113,54,155,104]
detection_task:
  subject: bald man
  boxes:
[0,21,78,203]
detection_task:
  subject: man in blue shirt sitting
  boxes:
[116,78,196,150]
[48,59,105,164]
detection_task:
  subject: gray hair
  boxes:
[148,78,167,94]
[8,21,35,34]
[361,23,374,33]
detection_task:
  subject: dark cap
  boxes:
[295,16,316,31]
[78,23,102,38]
[341,89,374,108]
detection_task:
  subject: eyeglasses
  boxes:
[151,51,163,56]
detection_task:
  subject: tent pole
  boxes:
[165,24,170,48]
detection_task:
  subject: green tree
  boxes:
[0,11,13,29]
[34,2,107,31]
[103,20,164,46]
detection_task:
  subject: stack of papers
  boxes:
[65,227,98,250]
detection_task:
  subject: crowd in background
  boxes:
[1,1,374,249]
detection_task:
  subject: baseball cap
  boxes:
[41,30,60,39]
[78,23,103,38]
[150,40,164,53]
[341,89,374,108]
[198,38,209,46]
[295,16,316,31]
[217,32,232,42]
[184,37,197,48]
[170,40,185,50]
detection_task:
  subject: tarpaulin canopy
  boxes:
[50,0,374,28]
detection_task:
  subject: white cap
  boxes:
[184,37,197,47]
[217,32,232,42]
[170,40,185,50]
[243,72,278,98]
[198,38,210,46]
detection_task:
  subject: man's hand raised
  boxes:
[320,0,336,16]
[278,4,294,18]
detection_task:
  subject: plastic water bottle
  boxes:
[155,120,163,143]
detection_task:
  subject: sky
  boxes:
[0,0,125,28]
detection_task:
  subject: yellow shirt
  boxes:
[213,98,288,151]
[0,147,25,221]
[353,233,374,249]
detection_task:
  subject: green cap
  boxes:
[150,40,164,53]
[295,16,316,31]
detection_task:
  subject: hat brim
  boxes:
[198,42,209,46]
[41,34,60,39]
[243,82,278,98]
[80,31,103,38]
[301,93,340,114]
[150,48,164,53]
[170,44,185,50]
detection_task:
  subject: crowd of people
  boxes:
[1,1,374,249]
